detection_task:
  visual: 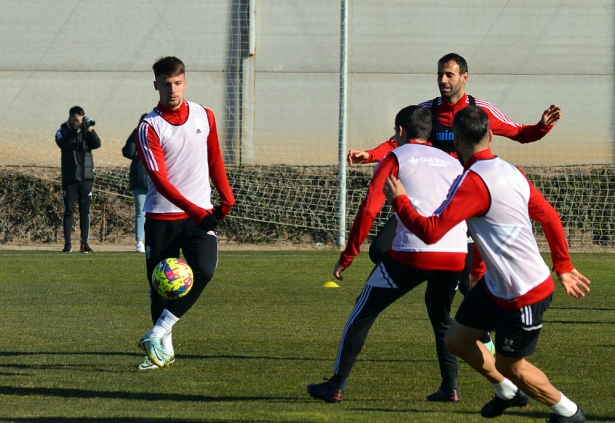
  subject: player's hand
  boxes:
[333,262,346,281]
[347,150,369,166]
[199,206,221,232]
[557,268,590,299]
[383,176,407,203]
[540,104,562,126]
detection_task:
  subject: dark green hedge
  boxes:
[527,165,615,246]
[1,164,613,248]
[0,168,133,243]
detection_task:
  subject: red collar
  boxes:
[464,148,496,169]
[440,93,470,111]
[155,100,189,124]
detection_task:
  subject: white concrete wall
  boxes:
[0,0,612,168]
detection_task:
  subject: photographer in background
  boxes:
[55,106,101,253]
[122,113,149,253]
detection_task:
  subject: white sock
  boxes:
[550,392,578,417]
[148,309,179,338]
[491,378,518,400]
[162,331,174,356]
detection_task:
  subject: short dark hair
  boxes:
[152,56,185,78]
[452,106,489,145]
[69,106,84,116]
[395,105,432,141]
[438,53,468,75]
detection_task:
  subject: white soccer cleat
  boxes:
[142,336,169,367]
[137,356,159,370]
[137,354,175,370]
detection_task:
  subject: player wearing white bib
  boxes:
[307,106,468,403]
[384,106,590,423]
[135,56,235,370]
[347,53,562,354]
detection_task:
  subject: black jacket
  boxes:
[55,121,101,183]
[121,128,149,190]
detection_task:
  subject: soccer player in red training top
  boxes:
[307,106,468,403]
[135,56,235,370]
[383,106,590,423]
[350,52,562,353]
[349,52,561,276]
[348,53,561,167]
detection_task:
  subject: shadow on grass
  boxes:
[0,419,276,423]
[0,385,305,404]
[548,306,615,311]
[353,408,613,421]
[0,350,434,365]
[350,406,482,415]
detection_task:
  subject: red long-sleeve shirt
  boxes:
[137,101,235,224]
[363,94,553,163]
[391,149,573,309]
[339,140,466,271]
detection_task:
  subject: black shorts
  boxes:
[144,218,218,289]
[455,279,552,358]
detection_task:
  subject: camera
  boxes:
[83,116,96,128]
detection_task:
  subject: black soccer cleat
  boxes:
[480,389,530,418]
[426,388,460,402]
[61,244,72,253]
[547,406,586,423]
[307,380,344,403]
[80,243,94,253]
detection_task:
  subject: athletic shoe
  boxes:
[136,241,145,253]
[426,388,460,402]
[138,335,175,360]
[80,243,94,253]
[142,336,170,368]
[480,389,530,418]
[307,380,344,403]
[483,340,496,356]
[61,244,72,253]
[137,354,176,370]
[137,356,159,370]
[547,407,586,423]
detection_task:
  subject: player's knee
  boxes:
[193,266,215,284]
[444,325,476,357]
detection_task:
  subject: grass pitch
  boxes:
[0,250,613,422]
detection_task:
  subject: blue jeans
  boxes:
[132,188,147,241]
